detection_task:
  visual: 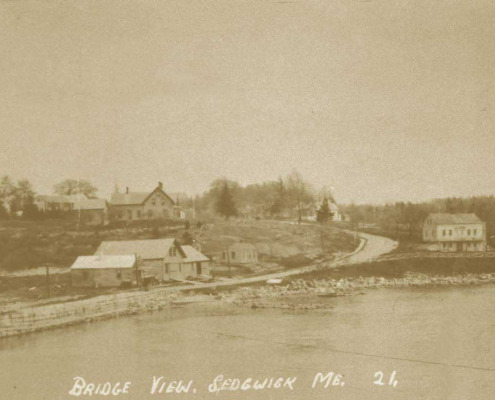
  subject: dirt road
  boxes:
[164,230,398,291]
[333,231,398,266]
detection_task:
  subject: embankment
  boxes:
[226,272,495,310]
[0,289,183,338]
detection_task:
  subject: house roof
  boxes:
[181,245,210,263]
[229,242,257,251]
[110,186,176,206]
[428,213,482,224]
[36,194,88,204]
[110,192,149,205]
[95,238,181,259]
[71,255,136,270]
[73,199,107,211]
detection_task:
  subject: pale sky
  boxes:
[0,0,493,204]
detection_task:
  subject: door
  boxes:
[196,262,202,275]
[168,263,182,280]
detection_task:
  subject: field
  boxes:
[0,218,185,273]
[196,220,356,262]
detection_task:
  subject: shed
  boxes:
[70,255,138,288]
[221,242,258,265]
[181,245,211,277]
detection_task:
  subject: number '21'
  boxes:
[373,371,398,387]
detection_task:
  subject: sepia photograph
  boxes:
[0,1,494,399]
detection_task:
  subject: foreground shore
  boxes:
[2,269,494,338]
[224,273,495,309]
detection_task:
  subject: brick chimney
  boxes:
[126,187,129,194]
[158,181,163,190]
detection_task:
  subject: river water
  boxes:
[1,285,494,400]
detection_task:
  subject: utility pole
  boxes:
[226,246,232,278]
[45,264,50,298]
[350,203,358,248]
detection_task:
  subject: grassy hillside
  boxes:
[0,219,184,272]
[193,220,356,263]
[0,219,356,273]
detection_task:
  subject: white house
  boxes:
[422,213,486,252]
[94,238,211,282]
[221,242,258,265]
[109,182,184,221]
[329,203,342,222]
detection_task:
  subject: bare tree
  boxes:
[54,179,97,197]
[286,170,314,224]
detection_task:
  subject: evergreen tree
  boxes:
[216,180,237,219]
[317,197,333,223]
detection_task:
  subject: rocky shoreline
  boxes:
[223,273,495,310]
[3,272,495,338]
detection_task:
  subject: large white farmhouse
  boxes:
[422,213,486,252]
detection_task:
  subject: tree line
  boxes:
[0,177,98,219]
[193,170,335,222]
[5,172,495,243]
[342,196,495,241]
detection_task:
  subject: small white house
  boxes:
[221,243,258,265]
[70,255,138,288]
[329,203,342,222]
[181,245,211,277]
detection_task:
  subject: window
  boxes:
[127,210,132,220]
[432,229,434,236]
[151,198,156,206]
[467,229,471,236]
[116,270,122,279]
[169,247,177,257]
[137,210,142,219]
[443,230,446,236]
[161,200,166,206]
[449,230,452,236]
[231,251,236,260]
[148,210,153,218]
[474,229,477,236]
